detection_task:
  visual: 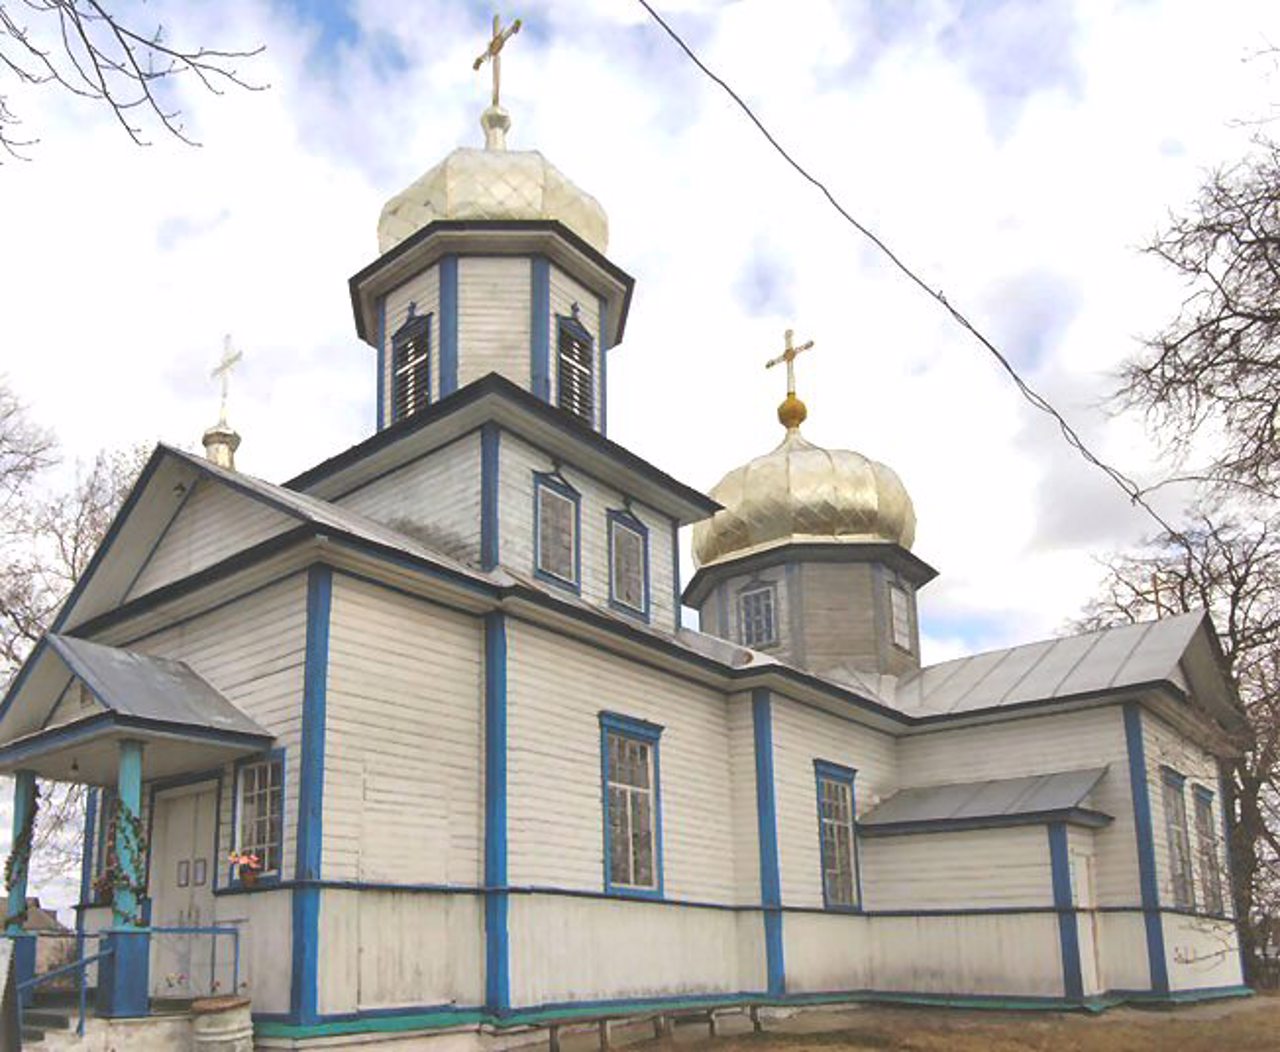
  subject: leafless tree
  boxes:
[1079,512,1280,984]
[0,382,147,890]
[1,0,264,159]
[1119,138,1280,500]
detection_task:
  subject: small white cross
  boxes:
[211,334,243,425]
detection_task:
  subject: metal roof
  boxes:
[46,634,270,740]
[892,612,1204,716]
[860,767,1111,834]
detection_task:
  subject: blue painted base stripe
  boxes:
[254,984,1256,1037]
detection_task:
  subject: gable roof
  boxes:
[282,373,720,524]
[890,612,1207,717]
[860,766,1112,836]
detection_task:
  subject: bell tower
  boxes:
[348,15,633,436]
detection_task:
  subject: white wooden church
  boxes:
[0,27,1250,1049]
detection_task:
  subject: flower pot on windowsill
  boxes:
[239,868,260,888]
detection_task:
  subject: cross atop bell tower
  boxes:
[473,12,522,150]
[765,328,815,431]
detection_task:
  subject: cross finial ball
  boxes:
[765,328,815,430]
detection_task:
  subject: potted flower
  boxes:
[228,851,262,887]
[92,867,117,906]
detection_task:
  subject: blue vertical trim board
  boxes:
[292,565,332,1025]
[752,690,786,996]
[597,294,608,434]
[530,257,551,402]
[439,256,459,397]
[484,613,510,1014]
[480,424,502,571]
[1048,822,1084,1000]
[1123,701,1169,993]
[813,760,860,912]
[598,711,665,900]
[606,508,650,621]
[532,471,582,593]
[376,294,387,430]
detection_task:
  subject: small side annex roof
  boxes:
[860,767,1112,837]
[0,634,272,785]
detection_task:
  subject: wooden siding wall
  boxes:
[547,265,603,430]
[509,896,759,1006]
[1141,709,1228,914]
[1161,913,1241,991]
[861,827,1053,910]
[728,693,761,904]
[499,432,678,630]
[702,565,790,657]
[127,482,295,602]
[330,432,484,565]
[505,619,737,902]
[383,263,441,428]
[213,889,292,1013]
[457,257,531,389]
[318,889,483,1015]
[102,574,308,886]
[783,912,1065,997]
[770,698,896,909]
[323,574,483,884]
[898,707,1138,906]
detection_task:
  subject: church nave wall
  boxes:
[330,430,484,564]
[498,432,678,631]
[769,697,896,910]
[504,618,737,903]
[322,573,484,885]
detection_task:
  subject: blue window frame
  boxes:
[229,748,285,886]
[534,471,581,591]
[607,508,649,620]
[1161,766,1194,909]
[390,309,431,422]
[599,711,664,898]
[1193,786,1224,915]
[814,759,860,910]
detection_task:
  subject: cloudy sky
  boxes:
[5,0,1280,674]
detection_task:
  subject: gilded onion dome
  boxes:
[377,106,609,255]
[692,427,916,568]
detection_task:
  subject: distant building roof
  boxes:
[860,766,1112,836]
[0,897,65,932]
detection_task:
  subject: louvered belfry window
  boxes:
[556,315,594,425]
[391,313,431,422]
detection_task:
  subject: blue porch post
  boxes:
[97,740,150,1017]
[8,770,37,1006]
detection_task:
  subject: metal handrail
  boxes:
[14,942,113,1040]
[7,923,241,1043]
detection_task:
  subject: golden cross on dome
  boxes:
[211,334,243,426]
[473,13,523,108]
[765,329,815,431]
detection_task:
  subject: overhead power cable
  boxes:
[634,0,1187,544]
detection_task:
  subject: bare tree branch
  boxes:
[0,0,265,159]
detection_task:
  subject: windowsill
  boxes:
[222,871,282,893]
[604,885,664,901]
[821,903,864,915]
[608,598,650,623]
[534,567,581,595]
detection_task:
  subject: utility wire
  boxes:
[634,0,1187,544]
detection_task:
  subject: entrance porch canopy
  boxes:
[0,634,273,784]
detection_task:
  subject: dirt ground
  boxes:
[671,995,1280,1052]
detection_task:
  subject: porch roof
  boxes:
[0,635,272,784]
